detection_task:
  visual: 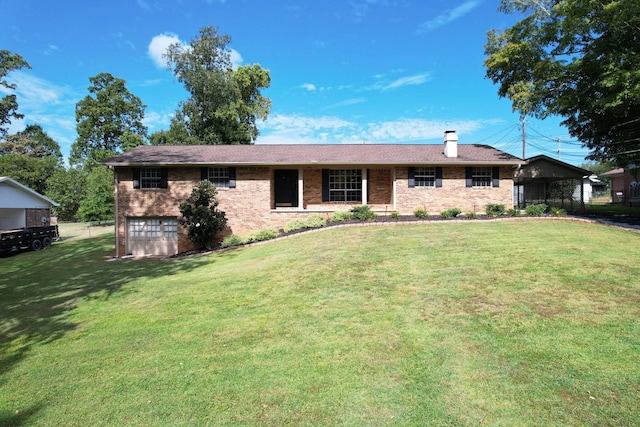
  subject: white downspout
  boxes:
[362,168,368,205]
[113,167,119,258]
[298,168,304,210]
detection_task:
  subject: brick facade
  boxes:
[395,166,513,214]
[113,164,514,257]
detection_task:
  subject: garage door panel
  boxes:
[127,218,178,256]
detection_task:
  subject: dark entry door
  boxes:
[274,169,299,207]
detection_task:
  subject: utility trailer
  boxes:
[0,225,60,253]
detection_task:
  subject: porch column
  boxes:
[580,178,585,212]
[362,168,368,205]
[298,169,304,210]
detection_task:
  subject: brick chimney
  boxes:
[444,130,458,158]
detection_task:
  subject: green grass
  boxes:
[1,220,640,426]
[585,202,640,216]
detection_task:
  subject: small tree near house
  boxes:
[179,180,227,250]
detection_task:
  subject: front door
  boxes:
[274,169,299,207]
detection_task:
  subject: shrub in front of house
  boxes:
[390,212,400,220]
[284,214,326,233]
[179,181,227,250]
[350,205,377,221]
[246,227,279,243]
[329,211,353,222]
[550,207,567,216]
[221,234,246,248]
[413,208,429,219]
[466,211,478,219]
[441,208,462,218]
[485,204,506,217]
[507,208,521,217]
[525,203,548,216]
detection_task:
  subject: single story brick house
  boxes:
[103,131,523,257]
[600,167,640,205]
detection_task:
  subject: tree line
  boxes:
[0,26,270,222]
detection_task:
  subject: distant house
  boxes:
[601,167,640,205]
[103,131,523,257]
[513,155,593,209]
[0,177,59,230]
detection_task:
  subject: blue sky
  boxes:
[2,0,591,165]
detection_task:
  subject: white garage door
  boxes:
[127,218,178,256]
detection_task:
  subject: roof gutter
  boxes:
[104,160,526,167]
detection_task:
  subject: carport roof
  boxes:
[102,143,523,167]
[514,155,592,182]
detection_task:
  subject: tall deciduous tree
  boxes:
[0,124,63,194]
[71,72,147,167]
[0,50,31,137]
[1,124,63,161]
[77,167,114,222]
[484,0,640,165]
[46,167,88,221]
[164,26,271,145]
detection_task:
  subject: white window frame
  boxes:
[141,168,162,189]
[472,167,493,188]
[207,167,230,189]
[329,169,362,202]
[415,167,436,187]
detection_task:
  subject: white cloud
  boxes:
[143,110,174,131]
[382,73,432,91]
[2,71,81,159]
[258,113,487,145]
[229,49,243,68]
[417,1,482,33]
[324,98,366,110]
[44,45,59,56]
[300,83,316,91]
[148,33,182,68]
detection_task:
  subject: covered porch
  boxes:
[271,167,396,213]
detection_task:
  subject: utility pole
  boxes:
[520,115,526,159]
[557,137,561,161]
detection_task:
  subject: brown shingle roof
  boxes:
[102,144,523,166]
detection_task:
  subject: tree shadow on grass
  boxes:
[0,405,43,427]
[0,233,213,392]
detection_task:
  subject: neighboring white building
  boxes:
[573,175,607,203]
[0,177,59,230]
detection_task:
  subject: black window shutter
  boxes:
[228,167,236,188]
[435,167,443,188]
[201,167,208,181]
[408,167,415,188]
[160,168,168,188]
[492,167,500,187]
[132,168,141,189]
[322,169,330,202]
[465,167,473,188]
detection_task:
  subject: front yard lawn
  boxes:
[1,220,639,426]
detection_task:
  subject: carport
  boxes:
[513,155,592,210]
